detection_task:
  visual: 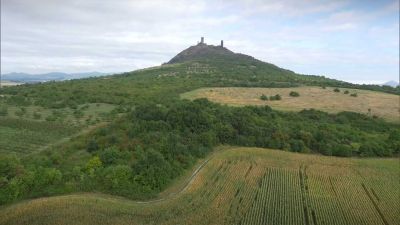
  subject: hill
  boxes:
[0,39,399,214]
[167,41,236,64]
[1,147,398,225]
[383,80,399,88]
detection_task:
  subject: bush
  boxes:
[269,94,281,101]
[344,90,349,94]
[333,88,340,92]
[289,91,300,97]
[33,112,42,120]
[87,138,99,152]
[289,139,306,152]
[260,94,268,101]
[350,93,358,97]
[0,106,8,116]
[15,108,26,117]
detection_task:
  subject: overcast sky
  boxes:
[1,0,399,84]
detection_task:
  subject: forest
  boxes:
[1,98,398,204]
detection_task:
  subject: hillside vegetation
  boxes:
[1,147,398,225]
[0,43,399,207]
[182,86,400,122]
[0,99,398,205]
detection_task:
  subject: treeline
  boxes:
[1,99,398,205]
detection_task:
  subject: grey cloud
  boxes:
[0,0,398,83]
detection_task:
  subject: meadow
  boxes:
[0,118,77,154]
[181,86,400,122]
[1,147,398,225]
[0,102,115,155]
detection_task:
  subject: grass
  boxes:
[1,147,398,225]
[3,103,115,125]
[181,86,400,122]
[0,103,115,154]
[0,118,78,155]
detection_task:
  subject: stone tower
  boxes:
[221,40,224,47]
[200,37,204,44]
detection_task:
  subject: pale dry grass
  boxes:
[181,86,400,122]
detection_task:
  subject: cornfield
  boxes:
[1,147,399,225]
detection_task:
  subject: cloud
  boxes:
[1,0,398,83]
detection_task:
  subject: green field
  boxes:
[0,102,115,154]
[0,118,78,154]
[181,86,400,122]
[1,147,398,225]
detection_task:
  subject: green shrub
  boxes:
[87,138,99,152]
[15,108,26,117]
[0,106,8,116]
[269,94,281,101]
[333,88,340,92]
[289,91,300,97]
[350,93,358,97]
[344,90,349,94]
[260,94,268,101]
[33,112,42,120]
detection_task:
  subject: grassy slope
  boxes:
[0,58,337,156]
[0,118,78,154]
[1,147,398,225]
[181,86,400,122]
[0,103,115,155]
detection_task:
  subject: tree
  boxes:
[87,138,99,152]
[101,165,133,195]
[289,139,306,152]
[289,91,300,97]
[99,146,130,165]
[132,149,172,191]
[388,130,400,154]
[333,88,340,92]
[331,144,353,157]
[344,90,349,94]
[86,156,103,176]
[350,93,358,97]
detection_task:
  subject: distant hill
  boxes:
[383,80,399,87]
[164,40,342,86]
[167,42,237,64]
[164,39,398,95]
[1,71,109,83]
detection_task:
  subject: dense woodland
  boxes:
[1,45,399,205]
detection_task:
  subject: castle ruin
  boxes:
[198,37,224,47]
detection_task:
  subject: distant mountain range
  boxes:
[382,80,399,88]
[1,72,110,83]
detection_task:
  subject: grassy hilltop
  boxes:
[0,42,399,224]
